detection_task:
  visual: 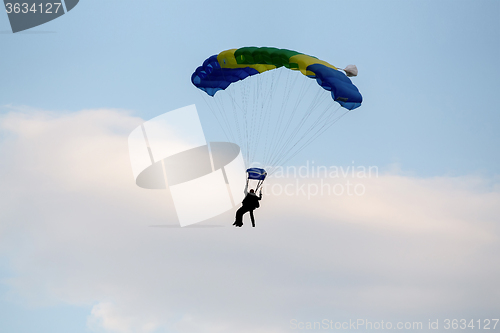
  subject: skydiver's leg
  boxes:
[250,210,255,227]
[234,206,252,226]
[234,206,246,226]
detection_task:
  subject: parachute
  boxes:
[247,167,267,180]
[192,47,362,174]
[246,168,266,192]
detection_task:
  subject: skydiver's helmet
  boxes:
[249,189,255,193]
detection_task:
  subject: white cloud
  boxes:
[88,302,161,333]
[0,107,499,332]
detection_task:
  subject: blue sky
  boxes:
[1,1,499,332]
[2,0,499,176]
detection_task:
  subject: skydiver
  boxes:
[233,183,262,228]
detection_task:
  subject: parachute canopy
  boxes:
[247,168,267,180]
[192,47,362,110]
[192,46,363,173]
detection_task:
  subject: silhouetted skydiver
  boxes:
[233,183,262,227]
